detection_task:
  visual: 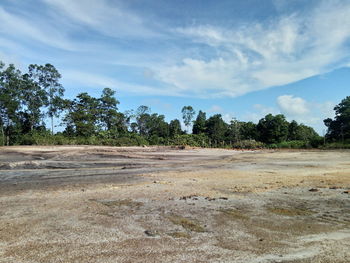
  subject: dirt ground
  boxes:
[0,146,349,263]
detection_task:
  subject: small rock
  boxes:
[144,230,158,237]
[309,188,319,192]
[343,190,349,194]
[329,186,338,190]
[259,238,264,241]
[219,197,228,200]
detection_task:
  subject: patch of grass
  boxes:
[94,199,143,209]
[167,231,191,239]
[267,207,313,216]
[167,214,205,232]
[220,208,248,220]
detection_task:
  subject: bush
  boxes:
[232,140,264,149]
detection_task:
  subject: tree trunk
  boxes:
[51,116,54,135]
[1,126,4,146]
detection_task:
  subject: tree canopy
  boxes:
[1,60,344,148]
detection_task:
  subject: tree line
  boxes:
[0,61,349,148]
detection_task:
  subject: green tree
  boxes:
[99,88,120,131]
[63,93,100,137]
[147,113,169,138]
[29,64,64,134]
[192,110,206,134]
[0,63,23,145]
[205,114,228,143]
[324,96,350,141]
[136,105,151,136]
[169,119,182,137]
[240,121,258,140]
[257,114,289,144]
[181,106,195,133]
[227,118,241,143]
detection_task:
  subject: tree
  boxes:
[28,64,64,134]
[146,113,169,138]
[257,114,289,144]
[192,110,206,134]
[240,121,258,140]
[324,96,350,141]
[181,106,195,133]
[0,63,23,145]
[205,114,228,143]
[22,68,48,131]
[63,93,100,137]
[169,119,182,137]
[227,118,241,143]
[99,88,120,131]
[288,120,299,141]
[136,105,151,136]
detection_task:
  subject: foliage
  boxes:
[2,60,345,150]
[192,110,206,134]
[205,114,228,143]
[257,114,289,144]
[181,106,195,132]
[324,96,350,141]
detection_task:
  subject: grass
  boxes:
[167,214,205,232]
[92,199,143,209]
[167,231,191,239]
[267,207,314,216]
[220,208,248,220]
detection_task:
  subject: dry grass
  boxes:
[166,214,205,232]
[219,208,248,220]
[267,207,314,216]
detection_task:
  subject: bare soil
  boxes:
[0,146,349,262]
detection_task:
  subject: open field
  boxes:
[0,146,350,262]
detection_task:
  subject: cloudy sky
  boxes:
[1,0,350,133]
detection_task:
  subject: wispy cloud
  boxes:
[156,0,350,97]
[276,95,334,127]
[277,95,309,116]
[61,70,181,96]
[41,0,160,38]
[0,6,77,51]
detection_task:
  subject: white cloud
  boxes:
[0,7,76,51]
[208,105,224,113]
[156,0,350,97]
[276,95,336,133]
[61,70,180,96]
[277,95,309,116]
[42,0,159,38]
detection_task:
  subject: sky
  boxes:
[1,0,350,134]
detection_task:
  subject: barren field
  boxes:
[0,146,349,263]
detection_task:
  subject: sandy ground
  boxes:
[0,146,349,262]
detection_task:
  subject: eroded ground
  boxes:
[0,146,349,262]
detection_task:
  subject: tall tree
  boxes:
[0,63,23,145]
[257,114,289,144]
[136,105,151,136]
[324,96,350,141]
[227,119,241,143]
[181,106,195,133]
[240,121,258,140]
[63,93,100,137]
[205,114,228,143]
[169,119,182,137]
[29,64,64,134]
[22,67,48,131]
[192,110,206,134]
[99,87,120,131]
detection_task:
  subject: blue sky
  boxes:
[1,0,350,133]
